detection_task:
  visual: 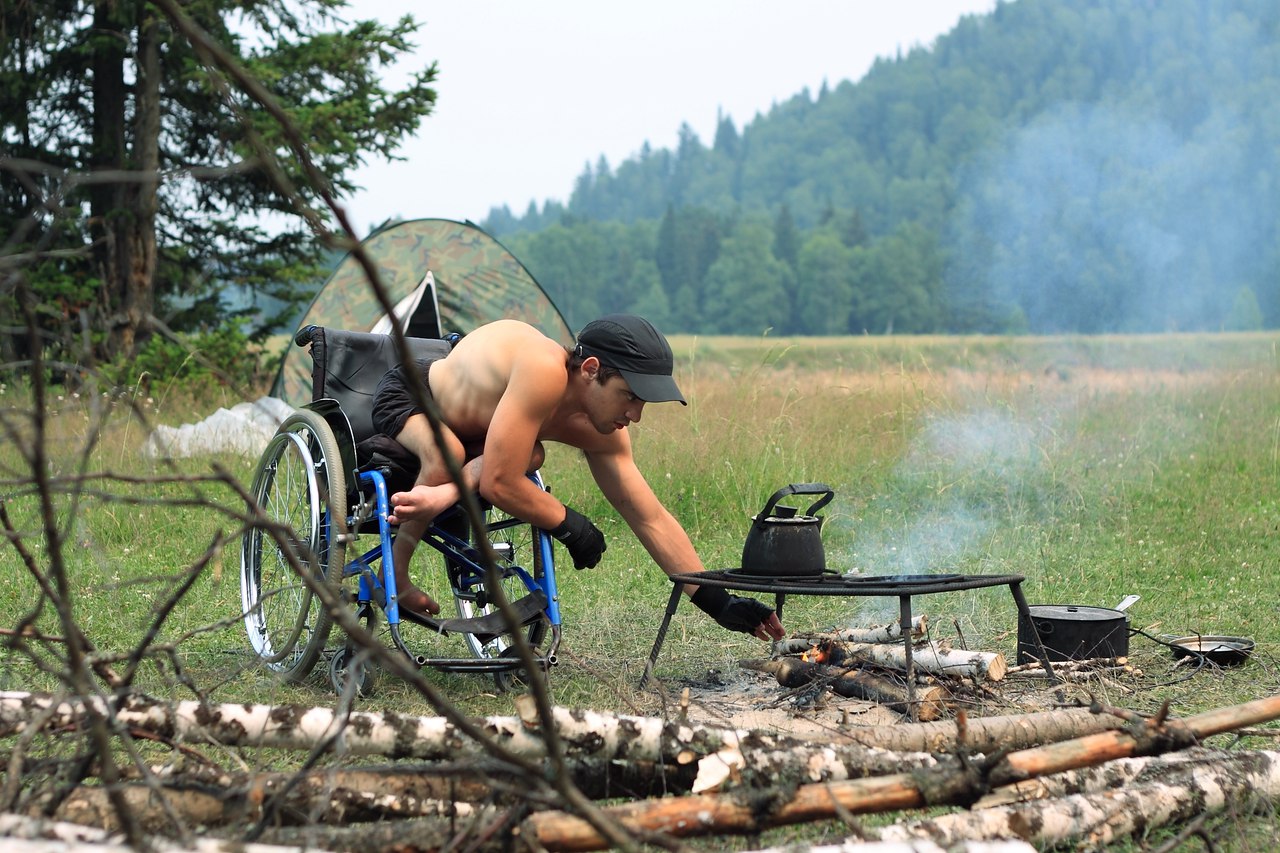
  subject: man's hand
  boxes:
[548,506,606,569]
[690,586,785,640]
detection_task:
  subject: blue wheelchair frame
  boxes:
[332,464,563,674]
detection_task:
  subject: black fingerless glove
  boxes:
[690,585,774,635]
[548,506,606,570]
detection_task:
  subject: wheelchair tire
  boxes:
[240,409,348,682]
[445,504,549,665]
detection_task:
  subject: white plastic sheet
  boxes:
[143,396,295,458]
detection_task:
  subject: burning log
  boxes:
[742,658,948,722]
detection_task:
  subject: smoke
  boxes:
[831,407,1051,623]
[848,409,1044,573]
[946,97,1279,332]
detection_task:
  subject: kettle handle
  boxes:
[758,483,835,521]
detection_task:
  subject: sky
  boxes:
[342,1,999,234]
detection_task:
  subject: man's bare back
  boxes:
[428,320,616,460]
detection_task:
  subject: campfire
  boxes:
[738,614,1140,723]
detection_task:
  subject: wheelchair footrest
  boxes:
[401,590,548,642]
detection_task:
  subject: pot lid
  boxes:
[1028,604,1129,621]
[751,514,821,524]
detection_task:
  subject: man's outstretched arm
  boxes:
[585,441,784,641]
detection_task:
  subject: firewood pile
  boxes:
[4,676,1280,852]
[741,616,1138,724]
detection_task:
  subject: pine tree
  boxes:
[1,0,437,360]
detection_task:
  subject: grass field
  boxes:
[2,331,1279,847]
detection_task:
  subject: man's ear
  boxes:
[579,355,601,380]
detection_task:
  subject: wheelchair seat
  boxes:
[296,325,455,490]
[298,324,453,444]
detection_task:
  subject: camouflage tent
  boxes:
[271,219,572,408]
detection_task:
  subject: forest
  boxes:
[485,0,1280,337]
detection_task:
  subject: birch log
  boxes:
[837,707,1126,754]
[824,640,1007,682]
[0,691,752,764]
[874,749,1280,848]
[524,694,1280,851]
[775,616,928,653]
[47,767,496,832]
[0,686,921,778]
[972,747,1238,809]
[749,841,1037,853]
[0,813,333,853]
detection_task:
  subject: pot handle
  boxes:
[758,483,836,521]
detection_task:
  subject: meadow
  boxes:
[2,331,1279,847]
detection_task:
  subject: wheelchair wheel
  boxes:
[240,409,348,681]
[445,506,549,664]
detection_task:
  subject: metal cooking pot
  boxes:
[739,483,835,576]
[1016,595,1139,664]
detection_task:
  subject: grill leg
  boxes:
[641,582,684,687]
[1010,581,1059,684]
[900,595,916,723]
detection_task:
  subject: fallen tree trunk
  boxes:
[874,749,1280,848]
[743,658,948,721]
[0,812,333,852]
[0,691,801,765]
[524,694,1280,851]
[972,747,1237,809]
[992,693,1280,786]
[0,691,945,801]
[45,760,705,830]
[837,707,1126,754]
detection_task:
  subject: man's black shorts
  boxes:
[371,357,442,439]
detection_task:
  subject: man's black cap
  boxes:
[575,314,686,405]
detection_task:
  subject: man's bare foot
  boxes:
[396,584,441,617]
[388,483,460,525]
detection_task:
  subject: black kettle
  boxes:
[740,483,835,576]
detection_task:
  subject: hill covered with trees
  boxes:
[484,0,1280,336]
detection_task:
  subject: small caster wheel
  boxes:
[329,647,376,697]
[493,648,545,693]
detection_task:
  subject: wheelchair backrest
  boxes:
[298,325,452,444]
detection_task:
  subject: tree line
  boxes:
[491,0,1280,336]
[4,0,1278,378]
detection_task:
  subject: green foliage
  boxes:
[1,0,438,361]
[103,324,265,393]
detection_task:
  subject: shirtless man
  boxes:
[369,314,784,641]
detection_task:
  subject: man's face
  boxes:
[585,372,647,434]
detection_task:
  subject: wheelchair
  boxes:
[239,325,562,694]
